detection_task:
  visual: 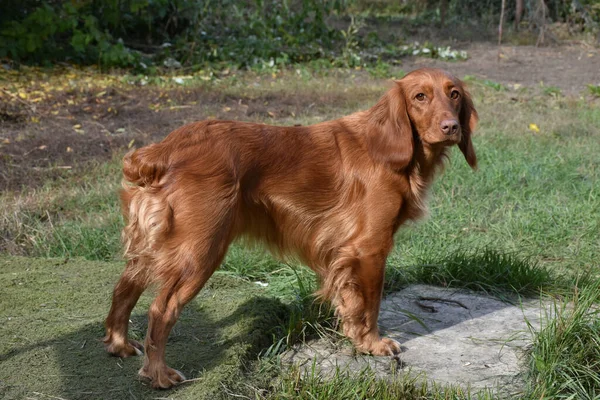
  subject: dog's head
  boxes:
[368,68,478,170]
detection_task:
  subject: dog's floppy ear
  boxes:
[459,85,478,170]
[367,82,414,170]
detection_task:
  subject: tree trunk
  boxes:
[515,0,524,30]
[498,0,506,45]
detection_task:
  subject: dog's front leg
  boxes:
[327,246,401,356]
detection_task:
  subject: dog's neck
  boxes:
[410,140,448,182]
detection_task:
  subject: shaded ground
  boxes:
[282,285,551,397]
[0,256,288,400]
[1,41,598,191]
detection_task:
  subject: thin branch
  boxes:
[498,0,507,46]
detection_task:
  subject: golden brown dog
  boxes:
[103,68,478,388]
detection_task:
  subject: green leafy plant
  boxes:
[588,84,600,97]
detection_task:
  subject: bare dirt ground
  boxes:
[401,42,600,94]
[1,41,598,191]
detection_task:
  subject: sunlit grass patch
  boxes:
[526,280,600,398]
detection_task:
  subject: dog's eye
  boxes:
[450,90,460,100]
[415,93,426,101]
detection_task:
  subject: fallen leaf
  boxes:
[66,146,73,152]
[128,139,135,148]
[39,145,47,150]
[529,123,540,133]
[2,138,10,144]
[73,124,82,129]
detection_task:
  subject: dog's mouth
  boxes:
[422,130,462,146]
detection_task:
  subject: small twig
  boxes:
[218,382,251,399]
[181,377,204,383]
[31,166,72,171]
[418,296,469,309]
[31,393,69,400]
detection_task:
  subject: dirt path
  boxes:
[401,42,600,94]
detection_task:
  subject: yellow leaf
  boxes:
[222,106,231,112]
[529,123,540,133]
[128,139,135,149]
[38,145,47,150]
[31,116,40,123]
[73,124,82,129]
[66,146,73,153]
[18,92,27,99]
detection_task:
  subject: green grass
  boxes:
[0,257,288,400]
[386,247,554,297]
[260,363,495,399]
[526,281,600,399]
[1,69,600,398]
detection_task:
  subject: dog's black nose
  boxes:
[440,119,459,135]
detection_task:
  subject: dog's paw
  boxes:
[361,336,401,356]
[104,337,144,358]
[139,365,186,389]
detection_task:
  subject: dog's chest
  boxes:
[393,173,430,231]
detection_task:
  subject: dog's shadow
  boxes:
[0,289,287,400]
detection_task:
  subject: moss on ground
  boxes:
[0,256,288,400]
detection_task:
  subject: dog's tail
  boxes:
[120,146,173,262]
[122,144,170,187]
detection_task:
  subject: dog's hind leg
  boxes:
[103,259,148,357]
[138,202,238,389]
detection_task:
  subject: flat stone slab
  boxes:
[282,285,549,396]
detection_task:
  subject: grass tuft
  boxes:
[256,362,495,400]
[386,247,553,297]
[526,280,600,399]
